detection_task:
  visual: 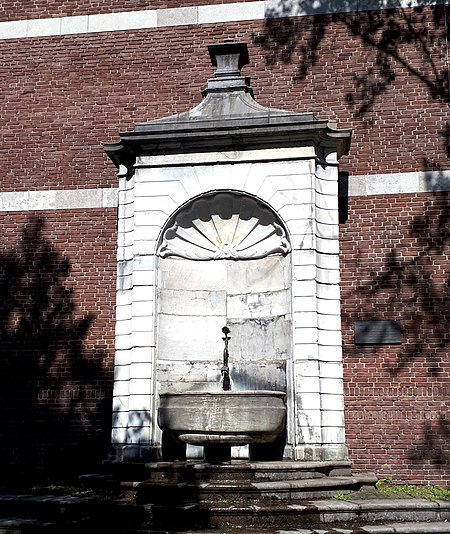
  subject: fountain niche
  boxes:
[104,42,352,467]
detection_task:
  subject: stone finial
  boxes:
[208,41,250,78]
[204,41,252,94]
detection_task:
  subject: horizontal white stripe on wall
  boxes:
[0,0,443,40]
[347,170,450,197]
[0,187,118,212]
[0,170,448,212]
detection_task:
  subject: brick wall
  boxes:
[0,211,117,482]
[0,0,257,23]
[1,7,448,192]
[341,192,450,484]
[1,3,449,483]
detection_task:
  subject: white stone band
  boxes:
[0,0,442,40]
[0,169,447,212]
[348,170,450,197]
[0,187,118,212]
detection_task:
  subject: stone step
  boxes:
[101,460,354,486]
[136,474,377,504]
[140,460,354,484]
[149,498,450,531]
[0,496,147,533]
[0,517,58,533]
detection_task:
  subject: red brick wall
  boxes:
[1,4,449,483]
[0,0,257,23]
[1,7,448,192]
[341,192,450,484]
[0,211,117,482]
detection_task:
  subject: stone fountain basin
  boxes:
[158,390,286,445]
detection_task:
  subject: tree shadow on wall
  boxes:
[255,1,449,118]
[342,168,450,476]
[255,0,450,479]
[0,216,112,485]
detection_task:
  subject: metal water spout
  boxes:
[221,326,231,391]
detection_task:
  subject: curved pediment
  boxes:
[157,192,291,261]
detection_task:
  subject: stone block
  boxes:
[316,267,340,284]
[226,316,291,362]
[298,409,322,428]
[131,316,153,333]
[316,281,340,298]
[0,20,27,40]
[321,427,345,444]
[134,195,177,216]
[320,378,344,395]
[112,395,129,413]
[291,279,315,297]
[157,314,226,361]
[88,10,157,33]
[292,295,316,312]
[132,285,155,302]
[134,210,168,228]
[198,1,265,23]
[116,318,132,336]
[114,364,130,382]
[114,349,131,366]
[296,375,320,393]
[317,222,339,240]
[227,256,290,293]
[158,258,227,291]
[129,378,151,396]
[158,288,226,316]
[128,394,153,412]
[318,329,342,346]
[130,362,152,380]
[157,6,198,26]
[317,314,341,331]
[133,269,154,286]
[230,361,286,391]
[318,345,343,362]
[113,380,130,397]
[294,359,319,377]
[319,361,343,379]
[115,333,132,350]
[317,297,341,314]
[62,15,89,36]
[293,326,318,345]
[131,347,154,364]
[132,331,155,347]
[227,289,290,319]
[316,206,339,225]
[131,301,152,317]
[27,17,61,37]
[321,410,345,427]
[297,392,321,411]
[316,236,339,254]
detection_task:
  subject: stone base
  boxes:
[292,444,349,463]
[107,444,159,463]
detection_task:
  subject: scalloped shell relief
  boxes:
[157,192,291,261]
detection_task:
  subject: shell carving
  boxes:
[157,192,291,260]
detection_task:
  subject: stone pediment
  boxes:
[103,42,351,171]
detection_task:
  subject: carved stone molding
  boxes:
[157,192,291,261]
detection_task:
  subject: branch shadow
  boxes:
[255,2,449,118]
[0,216,112,485]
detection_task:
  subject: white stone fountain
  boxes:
[104,41,352,465]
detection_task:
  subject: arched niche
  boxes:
[155,191,293,402]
